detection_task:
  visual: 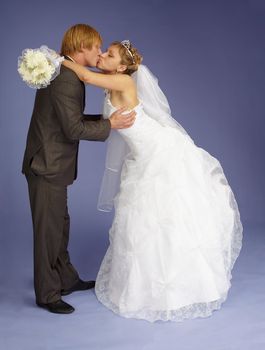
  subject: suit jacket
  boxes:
[22,60,111,185]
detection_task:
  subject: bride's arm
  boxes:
[62,60,133,92]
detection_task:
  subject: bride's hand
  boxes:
[109,107,136,129]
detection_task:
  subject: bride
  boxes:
[62,40,243,322]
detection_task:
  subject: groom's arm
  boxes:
[83,114,102,121]
[50,75,111,142]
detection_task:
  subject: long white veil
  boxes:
[97,128,130,212]
[97,64,189,212]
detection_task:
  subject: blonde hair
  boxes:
[60,24,102,55]
[111,41,143,75]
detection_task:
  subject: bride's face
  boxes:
[97,45,126,73]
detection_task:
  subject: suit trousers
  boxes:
[26,174,79,304]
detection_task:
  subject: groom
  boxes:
[22,24,136,314]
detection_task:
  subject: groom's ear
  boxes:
[80,42,86,53]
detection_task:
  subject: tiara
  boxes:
[120,40,135,64]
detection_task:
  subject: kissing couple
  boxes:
[22,23,242,322]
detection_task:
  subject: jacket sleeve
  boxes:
[84,114,102,121]
[50,77,110,142]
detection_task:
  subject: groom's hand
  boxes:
[109,107,136,129]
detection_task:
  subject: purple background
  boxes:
[0,0,265,349]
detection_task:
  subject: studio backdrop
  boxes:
[0,0,264,288]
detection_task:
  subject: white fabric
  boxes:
[133,65,188,133]
[97,65,189,211]
[97,93,130,211]
[95,69,243,322]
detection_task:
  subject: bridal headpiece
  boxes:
[120,40,136,64]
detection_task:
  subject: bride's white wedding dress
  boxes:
[95,66,243,322]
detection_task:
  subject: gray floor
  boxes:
[0,223,264,350]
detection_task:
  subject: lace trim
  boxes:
[95,159,243,323]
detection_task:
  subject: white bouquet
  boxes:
[18,45,64,89]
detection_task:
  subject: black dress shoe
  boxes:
[61,279,96,296]
[36,299,75,314]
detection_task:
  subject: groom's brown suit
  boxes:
[22,58,111,304]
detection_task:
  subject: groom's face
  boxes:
[83,41,102,67]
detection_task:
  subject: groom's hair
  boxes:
[60,24,102,55]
